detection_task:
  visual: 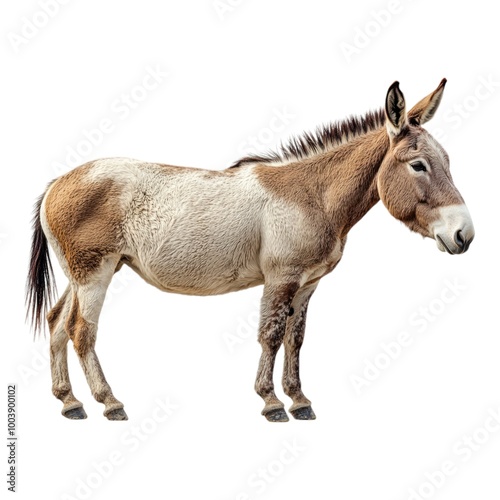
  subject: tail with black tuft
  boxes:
[26,191,56,335]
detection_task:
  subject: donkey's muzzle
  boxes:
[432,204,475,255]
[436,229,474,255]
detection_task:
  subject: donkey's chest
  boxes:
[301,238,345,286]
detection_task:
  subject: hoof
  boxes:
[291,406,316,420]
[106,408,128,421]
[63,407,87,420]
[264,408,289,422]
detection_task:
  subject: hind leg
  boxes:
[48,286,87,419]
[67,254,128,420]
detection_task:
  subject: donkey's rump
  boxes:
[42,160,127,283]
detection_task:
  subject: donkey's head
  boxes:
[377,79,474,254]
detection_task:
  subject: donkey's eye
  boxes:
[411,161,427,172]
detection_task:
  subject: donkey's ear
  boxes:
[385,81,408,138]
[408,78,447,125]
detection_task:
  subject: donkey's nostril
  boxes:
[454,230,465,250]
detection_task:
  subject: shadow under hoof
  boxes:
[63,407,87,420]
[106,408,128,421]
[291,406,316,420]
[265,408,289,422]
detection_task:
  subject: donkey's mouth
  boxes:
[435,234,454,255]
[435,234,472,255]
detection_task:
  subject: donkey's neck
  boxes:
[304,127,389,238]
[254,127,389,239]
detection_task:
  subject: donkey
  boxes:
[26,80,474,422]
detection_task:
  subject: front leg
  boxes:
[282,284,318,420]
[255,279,301,422]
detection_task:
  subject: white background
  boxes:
[2,1,499,499]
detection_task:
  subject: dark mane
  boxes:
[231,108,386,168]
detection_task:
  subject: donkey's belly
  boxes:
[126,249,264,296]
[136,269,265,296]
[123,199,266,295]
[118,163,269,295]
